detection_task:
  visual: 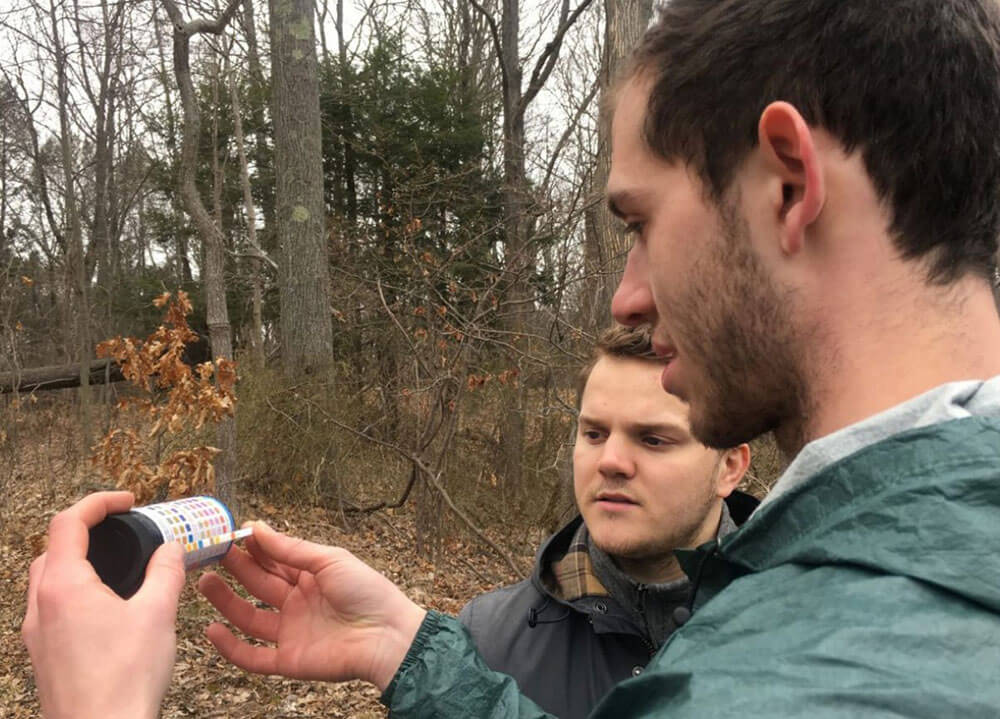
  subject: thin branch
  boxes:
[541,78,599,195]
[467,0,509,109]
[322,412,526,577]
[522,0,595,112]
[377,277,434,379]
[347,466,419,513]
[230,250,278,270]
[162,0,243,36]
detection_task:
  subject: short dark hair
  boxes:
[576,324,666,405]
[628,0,1000,284]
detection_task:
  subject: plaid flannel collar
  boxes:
[545,520,610,602]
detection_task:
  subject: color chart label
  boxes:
[134,496,237,571]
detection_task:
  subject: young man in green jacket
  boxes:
[23,1,1000,717]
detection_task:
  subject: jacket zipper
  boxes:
[635,584,656,656]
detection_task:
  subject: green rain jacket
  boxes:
[384,417,1000,718]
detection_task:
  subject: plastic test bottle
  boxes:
[87,495,252,598]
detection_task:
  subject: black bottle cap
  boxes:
[87,511,164,599]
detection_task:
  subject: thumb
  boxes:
[136,541,186,609]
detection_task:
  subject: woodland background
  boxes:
[0,0,780,715]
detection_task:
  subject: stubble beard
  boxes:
[591,488,719,563]
[672,201,813,452]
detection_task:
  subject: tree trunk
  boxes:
[154,11,192,286]
[480,0,594,502]
[496,0,529,503]
[228,62,266,366]
[332,0,357,223]
[160,0,243,505]
[582,0,653,332]
[79,0,123,294]
[0,359,123,394]
[50,0,93,458]
[269,0,333,376]
[240,0,277,262]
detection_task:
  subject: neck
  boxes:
[613,500,725,584]
[615,553,687,585]
[778,274,1000,457]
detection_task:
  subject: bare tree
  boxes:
[160,0,243,503]
[47,0,94,456]
[70,0,125,296]
[153,13,193,286]
[582,0,652,331]
[269,0,334,376]
[226,54,273,366]
[471,0,595,499]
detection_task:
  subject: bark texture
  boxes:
[269,0,333,376]
[473,0,594,500]
[160,0,242,504]
[50,0,93,455]
[582,0,653,332]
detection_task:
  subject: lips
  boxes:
[595,492,638,505]
[651,338,680,393]
[651,338,677,361]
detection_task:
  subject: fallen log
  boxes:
[0,359,124,394]
[2,336,212,395]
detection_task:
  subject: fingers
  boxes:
[242,531,300,585]
[22,554,46,646]
[46,491,135,563]
[249,522,352,578]
[198,572,279,643]
[135,542,186,612]
[205,621,280,676]
[220,544,294,608]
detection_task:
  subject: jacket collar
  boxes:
[528,516,644,634]
[545,519,610,602]
[530,491,762,631]
[709,417,1000,611]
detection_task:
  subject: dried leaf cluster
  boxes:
[90,291,237,502]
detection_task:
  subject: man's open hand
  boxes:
[199,522,427,691]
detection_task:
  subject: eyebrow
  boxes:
[607,188,661,221]
[607,189,643,219]
[606,190,637,219]
[579,415,690,437]
[606,194,626,219]
[631,421,689,437]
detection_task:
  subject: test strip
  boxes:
[209,527,254,544]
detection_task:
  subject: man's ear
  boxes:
[758,101,825,255]
[715,444,751,499]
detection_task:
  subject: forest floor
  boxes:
[0,401,525,719]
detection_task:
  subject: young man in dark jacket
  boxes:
[458,325,754,719]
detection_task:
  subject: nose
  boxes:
[611,243,655,327]
[597,434,635,479]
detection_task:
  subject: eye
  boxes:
[582,428,605,442]
[642,435,669,448]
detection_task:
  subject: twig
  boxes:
[264,395,303,430]
[377,277,434,379]
[323,413,527,577]
[452,552,498,587]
